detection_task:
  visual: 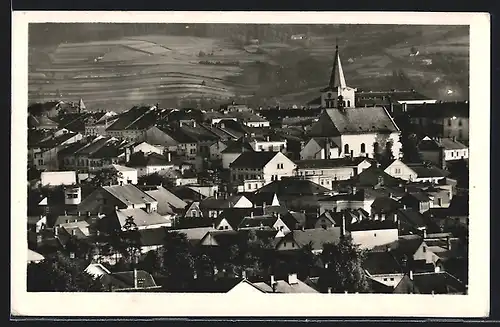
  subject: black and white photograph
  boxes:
[12,11,490,317]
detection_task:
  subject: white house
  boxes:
[128,152,174,177]
[418,136,469,166]
[300,137,340,160]
[230,151,297,185]
[249,135,287,153]
[383,159,418,181]
[130,141,164,155]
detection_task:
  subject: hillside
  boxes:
[28,24,469,111]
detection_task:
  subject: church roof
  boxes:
[312,107,400,136]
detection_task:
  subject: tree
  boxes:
[88,167,122,188]
[160,231,196,291]
[121,216,142,266]
[318,235,370,293]
[27,252,105,292]
[137,172,174,188]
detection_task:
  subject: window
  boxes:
[448,119,452,126]
[360,143,366,153]
[224,226,229,230]
[38,159,43,165]
[347,100,351,107]
[292,243,295,248]
[254,184,258,189]
[423,246,426,253]
[66,193,78,199]
[373,142,379,154]
[390,278,394,281]
[395,168,401,174]
[277,163,284,169]
[458,119,462,127]
[344,144,350,155]
[383,278,388,281]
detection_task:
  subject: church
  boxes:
[304,45,402,160]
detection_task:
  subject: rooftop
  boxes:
[296,157,368,169]
[230,152,279,169]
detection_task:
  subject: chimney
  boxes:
[250,211,254,218]
[193,121,197,128]
[114,205,119,211]
[64,210,67,216]
[270,275,275,286]
[242,270,247,279]
[446,235,452,250]
[133,268,138,289]
[341,214,346,236]
[214,192,218,199]
[422,228,427,238]
[352,186,357,195]
[266,135,270,142]
[87,211,90,217]
[409,270,413,280]
[324,138,330,159]
[167,152,172,162]
[327,287,332,294]
[402,102,408,112]
[380,213,386,221]
[393,212,398,222]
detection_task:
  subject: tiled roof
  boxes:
[171,186,206,202]
[170,227,217,242]
[317,107,399,136]
[230,151,278,169]
[143,185,187,210]
[238,216,276,230]
[200,195,251,210]
[349,219,398,232]
[88,143,123,159]
[103,184,157,206]
[114,208,169,228]
[105,106,153,131]
[74,137,112,156]
[108,164,137,172]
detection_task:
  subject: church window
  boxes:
[347,100,351,107]
[373,142,379,154]
[458,119,462,127]
[344,144,350,155]
[360,143,366,153]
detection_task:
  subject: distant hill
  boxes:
[29,24,469,111]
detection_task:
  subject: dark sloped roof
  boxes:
[407,164,450,178]
[397,209,427,229]
[88,143,123,159]
[238,216,276,229]
[139,227,168,246]
[257,178,331,195]
[349,219,398,231]
[286,228,342,251]
[105,106,152,131]
[128,152,171,167]
[363,250,404,275]
[102,184,157,205]
[221,138,255,154]
[411,272,467,294]
[230,152,279,169]
[350,166,404,187]
[36,131,79,149]
[371,196,402,213]
[213,208,260,229]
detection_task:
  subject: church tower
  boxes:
[320,45,356,109]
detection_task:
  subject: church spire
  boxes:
[329,43,347,89]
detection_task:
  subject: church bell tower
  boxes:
[320,44,356,109]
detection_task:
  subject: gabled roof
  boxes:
[105,106,154,131]
[313,107,399,136]
[237,215,277,230]
[171,186,206,202]
[283,228,342,251]
[230,151,280,169]
[372,235,425,257]
[200,230,241,247]
[200,195,251,210]
[114,208,169,228]
[143,185,187,212]
[128,152,172,167]
[213,208,258,230]
[410,272,467,294]
[349,219,398,232]
[28,249,45,263]
[371,196,402,213]
[350,166,404,187]
[402,192,431,202]
[108,164,137,172]
[36,131,79,149]
[102,184,157,206]
[88,143,123,159]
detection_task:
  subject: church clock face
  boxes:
[327,92,333,99]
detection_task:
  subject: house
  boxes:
[199,194,253,219]
[370,195,402,218]
[229,111,270,128]
[183,201,204,219]
[407,101,469,142]
[305,46,401,159]
[40,171,77,187]
[106,164,138,185]
[84,263,112,279]
[199,230,241,247]
[31,130,83,170]
[313,208,369,230]
[171,186,206,203]
[170,227,217,247]
[100,269,162,292]
[142,125,181,152]
[400,192,432,214]
[78,184,158,215]
[372,234,437,267]
[138,227,168,253]
[28,249,45,264]
[229,152,297,185]
[221,138,255,169]
[300,137,340,160]
[349,220,399,250]
[212,208,257,231]
[418,136,469,167]
[275,227,343,254]
[382,159,418,181]
[295,157,372,189]
[348,165,405,188]
[396,208,429,235]
[127,151,174,177]
[126,141,164,156]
